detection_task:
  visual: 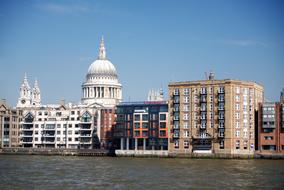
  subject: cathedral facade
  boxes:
[16,37,121,149]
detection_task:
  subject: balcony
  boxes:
[200,123,206,129]
[200,89,207,95]
[21,127,33,131]
[218,132,225,138]
[173,132,179,138]
[173,124,179,129]
[173,107,179,112]
[262,121,275,128]
[79,134,92,137]
[173,99,180,104]
[173,116,179,121]
[79,140,92,144]
[42,140,55,144]
[42,133,55,137]
[200,95,207,102]
[218,87,225,94]
[218,106,224,111]
[218,124,224,129]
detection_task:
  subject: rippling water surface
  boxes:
[1,155,284,189]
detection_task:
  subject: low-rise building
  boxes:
[0,100,22,148]
[257,102,284,153]
[19,103,101,149]
[114,101,168,151]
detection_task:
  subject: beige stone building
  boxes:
[0,100,22,148]
[168,74,263,155]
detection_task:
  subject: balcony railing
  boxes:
[173,125,179,129]
[262,124,275,128]
[218,132,225,138]
[173,133,179,138]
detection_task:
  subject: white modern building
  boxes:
[17,37,122,149]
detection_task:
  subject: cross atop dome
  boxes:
[98,36,106,60]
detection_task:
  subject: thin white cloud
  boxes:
[37,2,89,14]
[224,40,267,47]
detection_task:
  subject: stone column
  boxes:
[126,137,129,150]
[120,138,124,150]
[143,138,146,150]
[135,138,138,150]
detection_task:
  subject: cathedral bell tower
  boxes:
[17,73,41,108]
[17,73,31,107]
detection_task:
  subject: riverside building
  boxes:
[17,37,122,149]
[168,73,264,156]
[0,100,22,148]
[257,98,284,153]
[114,101,168,152]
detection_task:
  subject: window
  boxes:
[71,111,75,115]
[235,122,240,128]
[75,138,79,141]
[183,113,189,120]
[236,140,240,149]
[57,124,61,128]
[38,112,42,116]
[235,95,240,102]
[160,122,166,129]
[57,137,60,141]
[174,140,179,148]
[235,130,240,137]
[174,88,179,95]
[184,131,190,138]
[57,131,61,135]
[142,131,148,137]
[68,124,72,128]
[184,96,190,103]
[142,123,148,129]
[184,105,189,112]
[183,122,189,129]
[142,114,149,121]
[68,138,72,141]
[135,123,140,129]
[235,104,240,111]
[235,113,240,120]
[220,140,224,149]
[243,131,248,138]
[184,140,189,149]
[68,131,72,135]
[264,136,273,140]
[235,87,240,94]
[184,88,190,95]
[135,131,140,137]
[134,115,140,121]
[35,137,38,141]
[160,114,166,120]
[174,96,180,103]
[159,131,166,137]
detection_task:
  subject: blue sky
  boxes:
[0,0,283,105]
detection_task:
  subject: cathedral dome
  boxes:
[81,36,122,107]
[86,37,117,79]
[87,59,117,78]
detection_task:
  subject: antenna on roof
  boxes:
[204,72,208,80]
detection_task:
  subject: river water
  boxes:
[0,155,284,190]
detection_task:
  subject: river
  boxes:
[0,155,284,189]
